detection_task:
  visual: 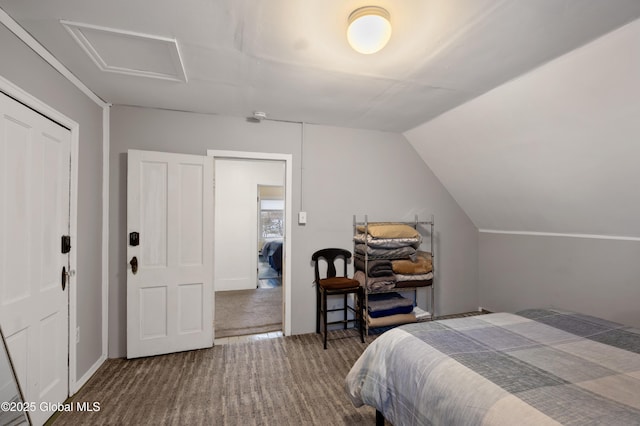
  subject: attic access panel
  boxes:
[61,20,187,82]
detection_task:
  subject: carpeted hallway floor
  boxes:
[215,287,282,338]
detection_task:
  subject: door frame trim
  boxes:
[0,75,82,395]
[207,150,292,336]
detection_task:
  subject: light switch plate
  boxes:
[298,211,307,224]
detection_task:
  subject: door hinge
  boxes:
[61,235,71,254]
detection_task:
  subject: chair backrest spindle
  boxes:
[311,248,352,283]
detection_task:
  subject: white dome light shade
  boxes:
[347,6,392,54]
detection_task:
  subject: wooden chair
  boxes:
[312,248,364,349]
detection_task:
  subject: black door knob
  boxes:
[130,256,138,274]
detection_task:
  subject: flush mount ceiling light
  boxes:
[347,6,392,54]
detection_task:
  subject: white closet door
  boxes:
[0,92,70,425]
[127,149,214,358]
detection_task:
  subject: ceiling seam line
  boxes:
[0,7,107,107]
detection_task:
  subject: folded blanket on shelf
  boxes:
[354,258,393,277]
[356,223,420,239]
[395,279,432,288]
[391,251,432,275]
[354,270,396,292]
[366,312,417,328]
[367,292,414,311]
[353,233,422,249]
[412,306,432,321]
[368,305,414,318]
[367,292,414,318]
[354,244,417,261]
[395,272,433,282]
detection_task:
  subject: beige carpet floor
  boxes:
[215,288,282,338]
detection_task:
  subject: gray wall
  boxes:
[0,25,104,378]
[109,105,478,358]
[479,232,640,328]
[406,19,640,330]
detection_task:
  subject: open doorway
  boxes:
[211,155,288,339]
[257,185,284,289]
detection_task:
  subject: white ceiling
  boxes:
[3,0,640,132]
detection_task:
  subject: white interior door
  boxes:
[0,92,70,425]
[127,149,214,359]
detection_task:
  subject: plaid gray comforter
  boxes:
[345,309,640,425]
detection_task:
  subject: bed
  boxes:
[261,240,283,274]
[345,308,640,425]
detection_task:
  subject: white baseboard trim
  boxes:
[479,229,640,242]
[71,354,106,395]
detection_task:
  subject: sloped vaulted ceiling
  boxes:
[2,0,640,132]
[405,18,640,238]
[2,1,640,238]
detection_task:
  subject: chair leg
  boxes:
[323,292,328,349]
[343,293,348,330]
[318,289,364,349]
[316,285,320,334]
